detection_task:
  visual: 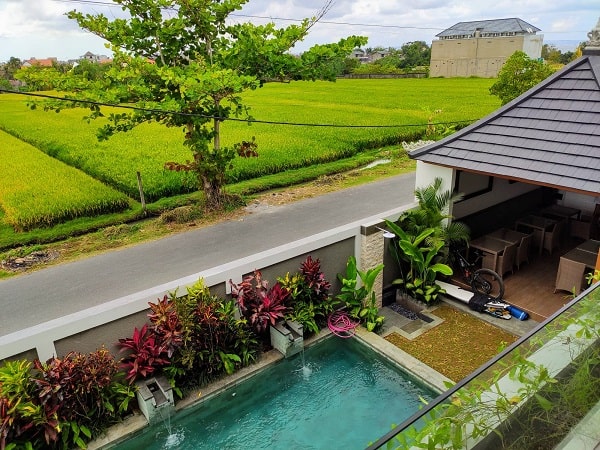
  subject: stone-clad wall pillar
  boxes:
[359,222,387,308]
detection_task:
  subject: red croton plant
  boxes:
[118,324,170,384]
[1,349,130,450]
[301,255,331,301]
[229,270,290,335]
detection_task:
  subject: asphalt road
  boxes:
[0,172,416,336]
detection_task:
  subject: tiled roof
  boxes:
[436,18,540,38]
[22,57,57,67]
[410,54,600,196]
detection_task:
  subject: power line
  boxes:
[51,0,446,32]
[51,0,588,36]
[230,14,442,32]
[0,88,477,128]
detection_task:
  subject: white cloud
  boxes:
[0,0,597,62]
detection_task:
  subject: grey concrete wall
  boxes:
[1,204,414,365]
[54,310,150,358]
[2,348,38,364]
[235,239,354,297]
[430,35,539,78]
[8,239,356,363]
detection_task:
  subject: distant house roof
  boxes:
[410,53,600,196]
[22,57,57,67]
[436,18,540,39]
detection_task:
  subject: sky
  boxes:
[0,0,598,63]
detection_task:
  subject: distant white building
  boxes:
[430,18,543,78]
[80,51,112,64]
[349,48,391,63]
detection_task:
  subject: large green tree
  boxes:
[397,41,430,69]
[489,51,555,105]
[48,0,365,209]
[0,57,22,81]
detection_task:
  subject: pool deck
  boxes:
[354,326,452,393]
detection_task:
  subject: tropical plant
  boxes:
[385,226,453,303]
[278,256,333,335]
[41,0,366,209]
[33,348,132,449]
[336,256,384,332]
[179,291,257,386]
[385,177,468,303]
[0,359,49,449]
[147,295,183,358]
[301,256,332,301]
[229,270,290,335]
[118,324,170,384]
[0,351,134,450]
[490,51,555,105]
[391,177,469,251]
[139,279,260,391]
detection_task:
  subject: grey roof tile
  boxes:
[410,55,600,195]
[436,18,540,38]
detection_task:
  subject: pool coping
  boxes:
[88,327,449,449]
[354,327,452,393]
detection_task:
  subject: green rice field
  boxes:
[0,77,499,232]
[0,130,130,231]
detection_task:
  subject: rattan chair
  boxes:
[554,257,586,295]
[496,243,517,278]
[516,233,533,270]
[542,220,565,255]
[570,219,592,240]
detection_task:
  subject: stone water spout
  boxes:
[135,375,175,425]
[269,320,304,357]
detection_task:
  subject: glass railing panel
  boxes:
[368,280,600,450]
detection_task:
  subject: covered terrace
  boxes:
[409,42,600,322]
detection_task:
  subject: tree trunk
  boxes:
[203,111,223,209]
[202,175,223,210]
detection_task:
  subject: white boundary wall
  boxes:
[0,205,415,362]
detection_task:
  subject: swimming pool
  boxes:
[114,336,437,449]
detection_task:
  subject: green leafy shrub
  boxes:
[336,256,385,332]
[278,256,334,335]
[120,279,260,393]
[0,359,49,449]
[385,226,453,303]
[385,177,469,303]
[0,349,134,450]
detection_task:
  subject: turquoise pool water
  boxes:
[115,336,437,449]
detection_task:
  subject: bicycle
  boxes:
[450,246,505,301]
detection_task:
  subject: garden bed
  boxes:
[385,304,519,381]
